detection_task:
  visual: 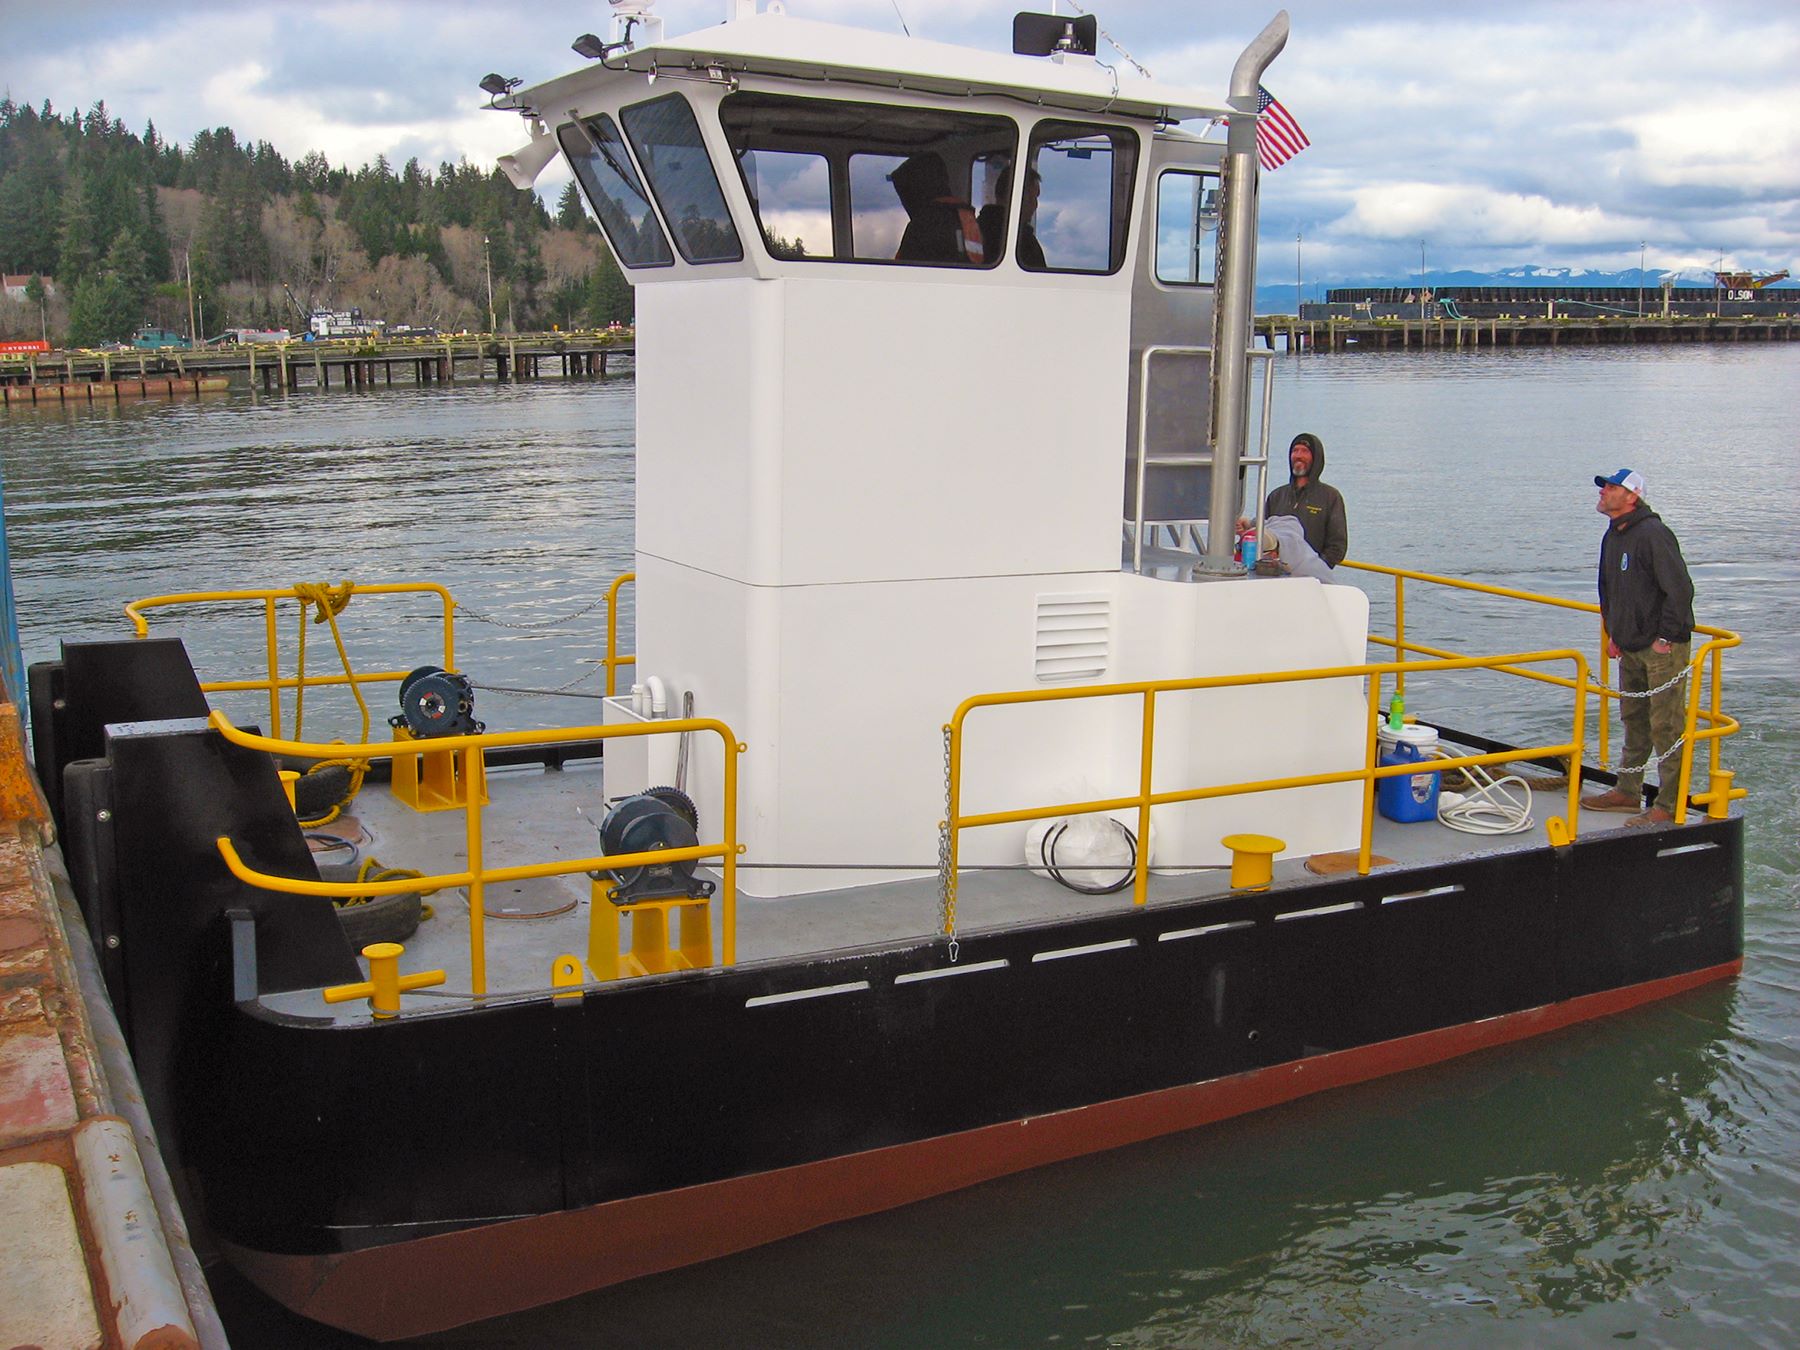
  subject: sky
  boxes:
[4,0,1796,285]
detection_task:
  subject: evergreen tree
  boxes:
[66,229,151,345]
[0,141,64,275]
[556,180,593,232]
[584,247,634,327]
[138,178,172,283]
[57,174,104,287]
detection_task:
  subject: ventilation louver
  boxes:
[1034,593,1110,682]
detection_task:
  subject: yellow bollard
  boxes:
[1221,834,1285,891]
[323,942,446,1018]
[278,769,301,809]
[1689,769,1746,821]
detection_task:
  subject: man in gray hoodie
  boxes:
[1263,432,1348,567]
[1580,468,1695,828]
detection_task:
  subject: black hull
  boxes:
[37,641,1745,1340]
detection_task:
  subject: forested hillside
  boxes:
[0,97,632,345]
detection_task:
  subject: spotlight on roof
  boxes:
[479,73,517,97]
[572,33,608,60]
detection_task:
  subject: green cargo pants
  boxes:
[1615,641,1691,798]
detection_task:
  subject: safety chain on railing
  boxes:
[1611,736,1691,779]
[470,665,606,700]
[937,725,960,963]
[453,595,610,630]
[1592,653,1700,777]
[1593,657,1697,701]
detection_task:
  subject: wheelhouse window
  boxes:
[1155,169,1222,286]
[559,115,673,268]
[1024,121,1140,275]
[719,92,1017,267]
[620,95,743,264]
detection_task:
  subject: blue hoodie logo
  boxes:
[1620,552,1630,572]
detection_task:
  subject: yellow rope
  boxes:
[333,857,435,922]
[294,754,370,828]
[290,581,368,743]
[288,582,374,825]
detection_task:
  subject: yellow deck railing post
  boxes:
[604,572,636,697]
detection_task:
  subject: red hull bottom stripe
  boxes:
[227,959,1741,1341]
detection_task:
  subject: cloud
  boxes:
[2,0,1795,281]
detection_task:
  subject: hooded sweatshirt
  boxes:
[1597,503,1695,652]
[1264,432,1348,566]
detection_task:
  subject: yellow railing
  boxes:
[1341,561,1741,825]
[126,583,456,740]
[604,572,636,696]
[206,710,745,997]
[946,650,1591,915]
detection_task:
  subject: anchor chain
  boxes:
[937,725,959,963]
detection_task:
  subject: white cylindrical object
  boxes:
[74,1116,200,1350]
[643,674,668,717]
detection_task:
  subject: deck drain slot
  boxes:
[895,959,1009,984]
[1031,938,1136,963]
[745,981,870,1008]
[1657,842,1719,858]
[1381,883,1465,905]
[1159,920,1256,942]
[1275,901,1362,923]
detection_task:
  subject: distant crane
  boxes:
[1715,269,1789,300]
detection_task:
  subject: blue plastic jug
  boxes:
[1378,737,1441,823]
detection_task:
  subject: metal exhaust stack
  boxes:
[1199,10,1290,576]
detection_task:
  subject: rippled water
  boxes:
[2,344,1795,1348]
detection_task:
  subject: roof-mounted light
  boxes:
[574,0,665,60]
[479,73,525,110]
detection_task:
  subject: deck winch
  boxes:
[597,789,714,905]
[391,664,484,738]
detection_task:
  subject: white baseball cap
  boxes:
[1594,468,1645,495]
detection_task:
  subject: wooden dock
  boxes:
[1256,314,1797,353]
[1,331,635,401]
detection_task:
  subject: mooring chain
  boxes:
[454,595,610,631]
[937,725,959,964]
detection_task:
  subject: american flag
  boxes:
[1256,85,1310,170]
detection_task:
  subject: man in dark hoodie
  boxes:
[1581,468,1695,828]
[1263,432,1348,567]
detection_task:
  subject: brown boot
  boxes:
[1626,805,1675,828]
[1581,788,1640,812]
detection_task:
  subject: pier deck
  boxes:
[1,331,635,403]
[1258,314,1797,353]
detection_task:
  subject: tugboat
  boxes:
[31,3,1744,1340]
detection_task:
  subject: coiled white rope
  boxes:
[1431,751,1535,836]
